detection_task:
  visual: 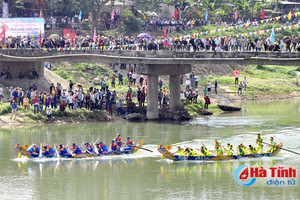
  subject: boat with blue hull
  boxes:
[15,139,145,159]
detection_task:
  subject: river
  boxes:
[0,100,299,200]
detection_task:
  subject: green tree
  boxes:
[120,9,141,35]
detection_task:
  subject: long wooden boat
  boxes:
[15,139,145,159]
[158,142,283,161]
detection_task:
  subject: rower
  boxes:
[26,144,40,157]
[201,143,211,156]
[224,143,234,156]
[214,139,221,151]
[96,141,108,154]
[108,140,119,154]
[57,144,71,157]
[200,146,210,157]
[256,134,263,154]
[176,146,185,156]
[240,143,247,154]
[114,134,123,150]
[84,142,96,154]
[266,137,277,153]
[123,137,135,151]
[188,148,198,157]
[70,143,83,156]
[237,144,245,155]
[216,146,223,156]
[42,145,56,158]
[248,145,257,155]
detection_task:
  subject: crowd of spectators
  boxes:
[2,33,299,53]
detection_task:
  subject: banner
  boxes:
[0,18,45,38]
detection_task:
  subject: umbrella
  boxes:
[232,70,240,77]
[49,34,59,39]
[137,33,151,38]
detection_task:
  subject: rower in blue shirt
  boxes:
[84,142,96,155]
[57,144,72,158]
[96,141,108,154]
[42,145,56,158]
[26,144,40,157]
[123,137,135,151]
[108,140,119,154]
[70,143,83,155]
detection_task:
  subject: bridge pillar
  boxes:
[169,75,182,110]
[146,74,159,119]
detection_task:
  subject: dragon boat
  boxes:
[15,139,145,159]
[158,142,283,161]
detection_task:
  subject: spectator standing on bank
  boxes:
[23,96,30,113]
[235,73,239,85]
[0,86,3,102]
[117,99,123,116]
[207,81,212,94]
[33,95,39,114]
[215,80,218,94]
[204,95,210,109]
[10,99,17,119]
[243,77,247,91]
[238,81,243,95]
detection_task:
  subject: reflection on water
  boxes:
[0,100,300,200]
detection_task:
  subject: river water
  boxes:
[0,100,299,200]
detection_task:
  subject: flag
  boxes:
[39,0,46,7]
[0,25,6,39]
[38,30,42,47]
[111,9,115,20]
[288,11,292,20]
[270,26,275,43]
[39,9,43,17]
[235,10,237,21]
[64,28,77,39]
[174,9,178,20]
[205,10,208,20]
[262,10,265,19]
[93,26,96,42]
[163,26,167,39]
[78,10,82,20]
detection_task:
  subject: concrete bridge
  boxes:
[1,49,300,119]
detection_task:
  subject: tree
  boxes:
[120,9,141,35]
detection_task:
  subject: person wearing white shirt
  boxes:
[186,79,191,90]
[0,86,3,101]
[68,94,73,110]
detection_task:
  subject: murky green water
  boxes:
[0,100,299,200]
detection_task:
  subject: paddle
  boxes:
[92,138,100,155]
[262,141,300,155]
[133,145,153,152]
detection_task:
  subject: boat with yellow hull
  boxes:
[158,142,283,161]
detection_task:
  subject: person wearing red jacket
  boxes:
[204,95,210,109]
[32,95,39,114]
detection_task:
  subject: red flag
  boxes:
[38,30,42,47]
[64,28,77,39]
[39,9,43,17]
[262,10,265,19]
[39,0,46,7]
[163,26,167,38]
[174,9,178,20]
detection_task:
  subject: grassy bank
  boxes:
[185,101,222,117]
[206,65,300,100]
[0,102,112,124]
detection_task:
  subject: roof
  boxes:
[280,1,300,5]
